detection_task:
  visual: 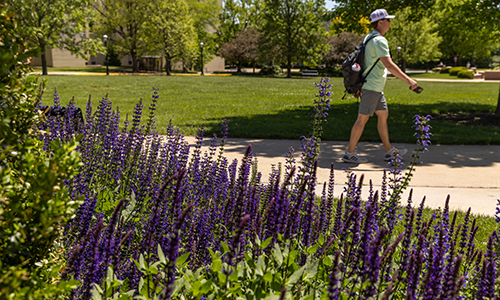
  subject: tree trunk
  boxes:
[402,59,407,73]
[166,58,171,76]
[495,83,500,117]
[237,62,242,73]
[131,48,139,72]
[40,42,48,76]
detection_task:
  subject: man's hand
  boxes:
[380,56,419,91]
[408,78,418,90]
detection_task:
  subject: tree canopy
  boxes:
[261,0,329,78]
[142,0,198,75]
[93,0,151,72]
[329,0,437,33]
[385,7,442,72]
[7,0,102,75]
[220,27,260,72]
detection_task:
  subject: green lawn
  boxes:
[32,66,127,73]
[38,75,500,145]
[408,72,470,80]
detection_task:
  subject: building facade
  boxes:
[30,0,225,73]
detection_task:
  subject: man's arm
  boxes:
[380,56,418,90]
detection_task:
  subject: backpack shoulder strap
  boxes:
[362,33,382,80]
[362,32,381,46]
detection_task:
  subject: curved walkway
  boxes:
[184,137,500,217]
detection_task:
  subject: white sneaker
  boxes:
[384,148,408,161]
[342,152,368,163]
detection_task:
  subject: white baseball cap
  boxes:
[369,9,395,23]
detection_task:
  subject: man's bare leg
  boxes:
[347,113,370,153]
[375,110,392,152]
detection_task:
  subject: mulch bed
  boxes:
[430,112,500,128]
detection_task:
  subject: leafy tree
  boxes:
[0,4,81,298]
[188,0,220,71]
[385,7,442,72]
[261,0,329,78]
[219,27,260,72]
[92,0,150,72]
[217,0,264,45]
[142,0,198,75]
[432,0,500,116]
[434,0,498,65]
[330,0,437,33]
[323,32,363,67]
[6,0,102,75]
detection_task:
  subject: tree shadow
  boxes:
[187,101,499,144]
[182,101,500,169]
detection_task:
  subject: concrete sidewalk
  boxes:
[184,137,500,217]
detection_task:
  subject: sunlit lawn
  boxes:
[38,74,500,145]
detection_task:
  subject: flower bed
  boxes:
[37,82,500,299]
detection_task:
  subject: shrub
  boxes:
[325,66,342,77]
[439,67,452,74]
[458,70,474,79]
[449,67,468,76]
[0,5,80,299]
[259,65,283,75]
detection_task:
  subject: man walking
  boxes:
[342,9,419,164]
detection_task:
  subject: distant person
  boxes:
[466,61,471,69]
[342,8,419,164]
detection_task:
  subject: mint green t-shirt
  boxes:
[362,31,390,93]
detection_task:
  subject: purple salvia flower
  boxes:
[413,114,433,153]
[458,207,471,254]
[161,203,194,300]
[364,227,387,297]
[333,194,344,236]
[328,251,340,300]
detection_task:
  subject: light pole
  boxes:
[103,34,109,76]
[200,42,204,76]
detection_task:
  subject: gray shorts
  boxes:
[359,89,388,116]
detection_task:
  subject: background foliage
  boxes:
[0,4,81,298]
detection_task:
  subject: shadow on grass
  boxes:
[195,101,499,145]
[184,101,500,169]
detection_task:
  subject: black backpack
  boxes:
[342,33,381,99]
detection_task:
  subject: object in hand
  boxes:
[410,86,423,94]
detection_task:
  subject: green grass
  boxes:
[38,75,500,145]
[408,72,470,80]
[32,66,128,73]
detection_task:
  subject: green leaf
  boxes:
[255,236,262,247]
[273,243,283,267]
[200,279,213,294]
[177,252,190,267]
[263,271,273,283]
[263,295,280,300]
[91,284,103,300]
[307,244,319,255]
[323,255,332,267]
[262,237,273,249]
[172,276,187,296]
[304,260,319,281]
[221,241,230,254]
[318,233,325,246]
[245,252,256,269]
[212,259,222,273]
[255,255,266,276]
[157,244,167,264]
[286,265,305,287]
[138,254,146,271]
